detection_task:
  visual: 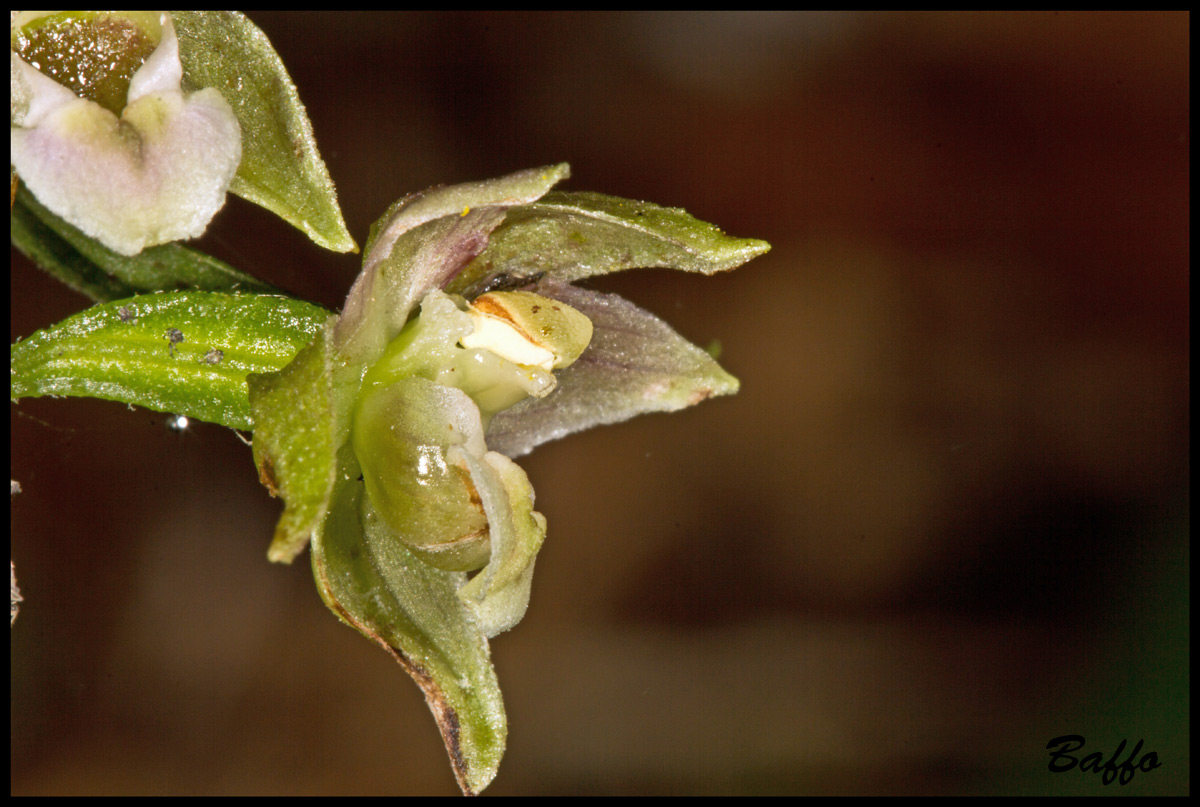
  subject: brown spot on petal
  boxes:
[470,293,519,326]
[257,454,279,497]
[463,472,485,513]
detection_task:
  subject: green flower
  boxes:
[11,158,767,794]
[247,164,769,793]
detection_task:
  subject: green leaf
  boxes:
[11,291,328,430]
[451,190,771,292]
[11,186,280,302]
[312,457,506,796]
[11,188,134,302]
[170,11,357,254]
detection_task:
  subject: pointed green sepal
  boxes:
[312,450,507,795]
[451,190,770,292]
[171,11,357,253]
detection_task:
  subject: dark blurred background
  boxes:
[11,11,1188,795]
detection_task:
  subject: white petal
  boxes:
[127,12,183,100]
[10,49,78,127]
[10,15,242,255]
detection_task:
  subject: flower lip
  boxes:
[10,13,242,256]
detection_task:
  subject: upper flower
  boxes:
[11,11,358,257]
[11,12,242,255]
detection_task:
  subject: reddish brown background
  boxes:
[11,11,1189,795]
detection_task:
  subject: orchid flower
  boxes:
[11,12,241,255]
[248,163,769,793]
[11,11,356,257]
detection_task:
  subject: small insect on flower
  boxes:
[202,348,224,365]
[165,328,184,357]
[465,271,546,299]
[118,305,136,322]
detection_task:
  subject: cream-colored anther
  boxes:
[459,291,593,370]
